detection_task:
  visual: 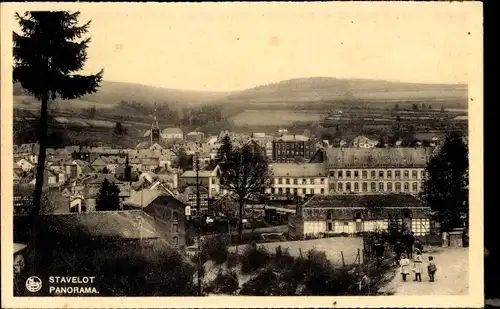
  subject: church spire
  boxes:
[150,103,160,146]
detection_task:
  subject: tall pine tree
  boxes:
[419,131,469,233]
[13,11,103,224]
[96,178,121,211]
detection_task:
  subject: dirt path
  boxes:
[379,247,469,295]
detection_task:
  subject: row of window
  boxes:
[331,170,425,180]
[276,178,325,185]
[276,150,311,156]
[271,187,325,195]
[331,181,420,192]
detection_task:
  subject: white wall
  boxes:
[302,219,431,236]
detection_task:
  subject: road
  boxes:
[379,247,469,295]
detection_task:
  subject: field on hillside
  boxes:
[231,109,325,126]
[14,95,116,110]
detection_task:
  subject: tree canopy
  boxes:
[216,136,272,241]
[419,131,469,232]
[96,178,121,211]
[13,11,103,222]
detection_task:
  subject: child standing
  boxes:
[427,256,437,282]
[413,249,423,282]
[399,253,411,281]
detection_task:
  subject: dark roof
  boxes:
[14,210,159,243]
[302,194,423,209]
[325,148,433,168]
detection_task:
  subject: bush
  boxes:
[206,271,239,295]
[199,234,230,265]
[240,244,271,274]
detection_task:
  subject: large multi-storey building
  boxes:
[272,134,316,163]
[266,163,329,198]
[310,147,435,195]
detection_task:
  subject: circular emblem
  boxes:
[25,276,42,293]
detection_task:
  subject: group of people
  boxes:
[399,249,437,282]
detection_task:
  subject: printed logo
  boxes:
[25,276,42,293]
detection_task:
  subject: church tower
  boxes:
[150,104,160,147]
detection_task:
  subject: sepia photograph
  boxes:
[1,2,483,308]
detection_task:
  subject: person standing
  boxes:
[427,256,437,282]
[399,253,411,281]
[413,249,423,282]
[358,272,371,295]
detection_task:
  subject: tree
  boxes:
[419,131,468,233]
[217,136,273,244]
[215,135,233,165]
[176,148,194,171]
[412,104,419,111]
[13,12,103,226]
[96,178,121,211]
[114,122,127,136]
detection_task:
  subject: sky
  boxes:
[7,2,481,92]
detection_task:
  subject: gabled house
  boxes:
[16,158,34,172]
[91,157,108,173]
[124,189,187,248]
[179,165,221,198]
[161,127,184,140]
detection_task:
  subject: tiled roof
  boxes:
[269,163,327,177]
[181,170,215,178]
[325,148,433,168]
[87,174,123,185]
[14,210,159,241]
[302,194,423,209]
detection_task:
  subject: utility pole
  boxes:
[195,157,202,296]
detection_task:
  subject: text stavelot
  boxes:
[48,276,99,295]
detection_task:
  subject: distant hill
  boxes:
[13,77,469,111]
[218,77,468,106]
[13,81,230,109]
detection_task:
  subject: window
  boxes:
[371,171,376,178]
[354,182,359,191]
[412,182,418,191]
[172,223,179,233]
[286,188,291,194]
[330,173,334,177]
[302,179,307,184]
[379,171,384,178]
[387,170,392,178]
[278,178,283,184]
[321,188,325,194]
[271,188,275,194]
[173,236,179,246]
[310,178,315,184]
[293,178,298,185]
[412,170,418,179]
[338,171,343,178]
[172,212,178,221]
[338,183,343,192]
[379,182,384,191]
[395,182,401,192]
[362,182,368,192]
[346,171,351,178]
[387,182,393,191]
[404,182,409,192]
[344,222,349,226]
[278,188,283,194]
[320,178,325,184]
[370,182,376,192]
[421,170,425,179]
[362,170,368,179]
[395,171,401,179]
[286,178,290,184]
[327,222,333,231]
[404,170,409,179]
[293,188,298,194]
[354,171,359,178]
[327,211,333,219]
[346,182,351,191]
[355,212,362,219]
[302,188,307,195]
[311,189,315,195]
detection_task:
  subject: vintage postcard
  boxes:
[1,1,483,308]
